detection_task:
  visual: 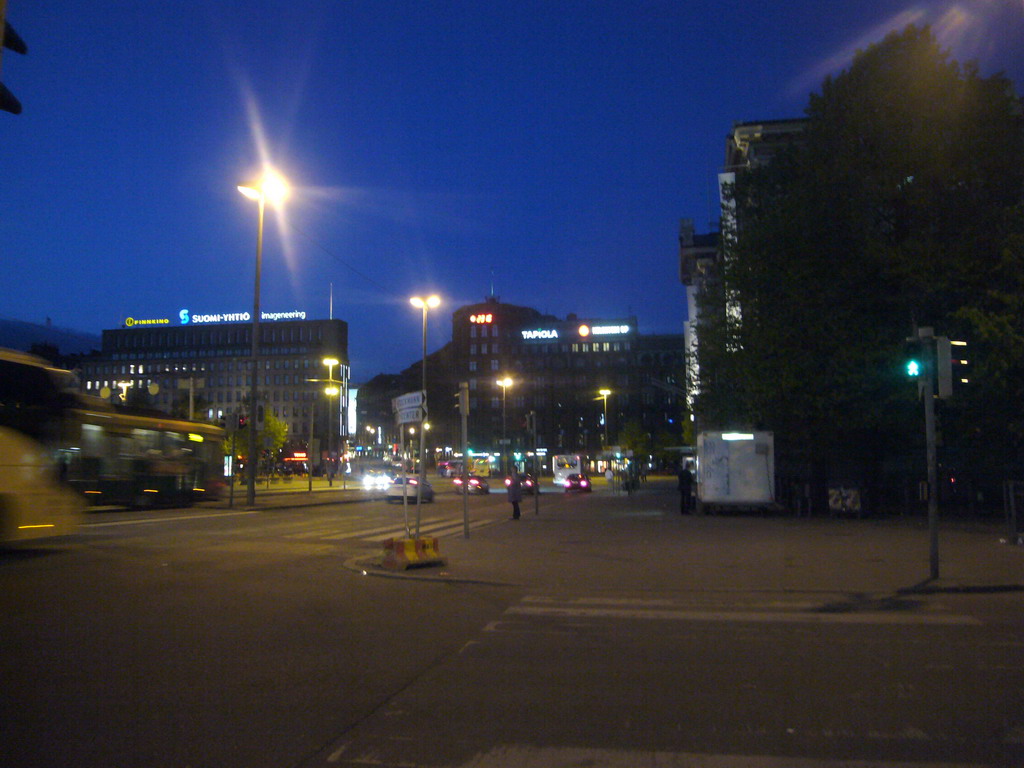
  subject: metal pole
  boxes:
[401,427,410,537]
[461,381,470,538]
[307,397,315,492]
[533,410,540,516]
[341,366,348,490]
[924,338,939,580]
[501,387,507,476]
[229,430,236,508]
[603,395,608,447]
[416,305,428,538]
[246,195,264,508]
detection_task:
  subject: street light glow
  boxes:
[237,168,291,206]
[410,295,441,309]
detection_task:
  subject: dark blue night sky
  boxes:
[2,1,1021,380]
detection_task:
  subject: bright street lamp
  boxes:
[496,377,513,475]
[598,388,612,447]
[409,295,441,528]
[237,167,290,507]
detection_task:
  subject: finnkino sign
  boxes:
[123,309,308,327]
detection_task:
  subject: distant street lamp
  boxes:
[323,356,341,486]
[410,295,440,525]
[237,168,290,507]
[305,357,342,488]
[496,376,513,475]
[598,388,612,447]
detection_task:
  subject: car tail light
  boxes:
[564,480,572,488]
[581,480,589,488]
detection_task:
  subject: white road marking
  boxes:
[83,510,261,527]
[505,596,981,626]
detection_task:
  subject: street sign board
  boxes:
[392,390,424,412]
[396,406,424,425]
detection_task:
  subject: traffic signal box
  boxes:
[904,334,967,400]
[0,1,27,114]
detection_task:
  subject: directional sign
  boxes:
[392,390,424,412]
[396,407,424,425]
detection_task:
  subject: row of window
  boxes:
[84,378,339,399]
[468,324,501,338]
[113,325,325,349]
[467,341,630,356]
[84,358,347,378]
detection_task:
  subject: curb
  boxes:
[341,553,517,587]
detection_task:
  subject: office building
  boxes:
[77,313,349,449]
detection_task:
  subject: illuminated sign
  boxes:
[178,309,307,325]
[578,323,630,337]
[522,329,559,340]
[125,317,170,327]
[470,313,494,324]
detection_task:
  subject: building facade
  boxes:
[78,317,349,449]
[358,296,686,470]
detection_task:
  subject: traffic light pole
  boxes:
[923,338,940,580]
[915,326,940,580]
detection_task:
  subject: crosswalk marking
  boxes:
[498,595,981,627]
[284,514,502,543]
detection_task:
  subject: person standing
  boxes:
[678,461,694,514]
[507,471,523,520]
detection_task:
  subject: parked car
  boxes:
[385,475,435,503]
[453,475,490,494]
[563,473,592,493]
[505,473,538,494]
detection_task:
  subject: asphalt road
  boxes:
[2,478,1022,768]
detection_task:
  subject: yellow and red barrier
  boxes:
[381,536,446,571]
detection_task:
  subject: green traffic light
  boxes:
[906,359,921,377]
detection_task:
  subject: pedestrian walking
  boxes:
[678,461,694,514]
[507,471,523,519]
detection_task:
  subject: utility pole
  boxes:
[531,410,540,516]
[459,381,470,538]
[909,326,940,580]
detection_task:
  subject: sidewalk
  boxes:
[350,483,1024,598]
[207,478,371,510]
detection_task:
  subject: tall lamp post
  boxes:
[598,388,612,448]
[410,295,440,528]
[496,376,513,475]
[323,357,341,485]
[306,357,342,487]
[237,169,290,507]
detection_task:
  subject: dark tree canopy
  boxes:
[694,25,1024,500]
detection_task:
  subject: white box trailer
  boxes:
[696,431,775,510]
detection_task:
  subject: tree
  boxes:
[226,411,288,465]
[696,24,1024,508]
